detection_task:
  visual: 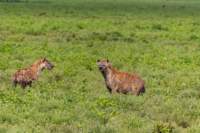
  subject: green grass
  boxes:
[1,0,200,132]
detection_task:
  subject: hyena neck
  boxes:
[30,62,44,78]
[102,66,115,81]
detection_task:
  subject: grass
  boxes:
[1,0,200,132]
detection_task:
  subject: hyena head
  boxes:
[97,59,112,72]
[40,58,54,70]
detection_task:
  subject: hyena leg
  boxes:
[135,90,140,96]
[140,86,145,94]
[111,88,118,94]
[28,81,32,87]
[131,85,139,96]
[20,81,27,89]
[106,86,112,93]
[130,90,137,96]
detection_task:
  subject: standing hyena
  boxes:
[97,59,145,96]
[12,58,54,89]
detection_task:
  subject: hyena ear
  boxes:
[97,59,100,62]
[42,58,46,62]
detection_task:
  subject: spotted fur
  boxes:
[97,59,145,96]
[12,58,54,89]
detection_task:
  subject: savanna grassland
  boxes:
[1,0,200,132]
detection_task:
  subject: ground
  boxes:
[0,0,200,132]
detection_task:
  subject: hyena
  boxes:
[12,58,54,89]
[97,59,145,96]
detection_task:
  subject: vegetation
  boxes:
[0,0,200,132]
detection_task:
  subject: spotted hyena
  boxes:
[97,59,145,96]
[12,58,54,89]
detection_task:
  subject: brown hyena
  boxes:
[12,58,54,89]
[97,59,145,96]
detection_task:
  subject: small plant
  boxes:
[91,97,117,125]
[153,122,174,133]
[190,34,198,40]
[152,24,168,31]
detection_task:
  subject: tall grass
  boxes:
[0,0,200,132]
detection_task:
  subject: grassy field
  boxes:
[1,0,200,132]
